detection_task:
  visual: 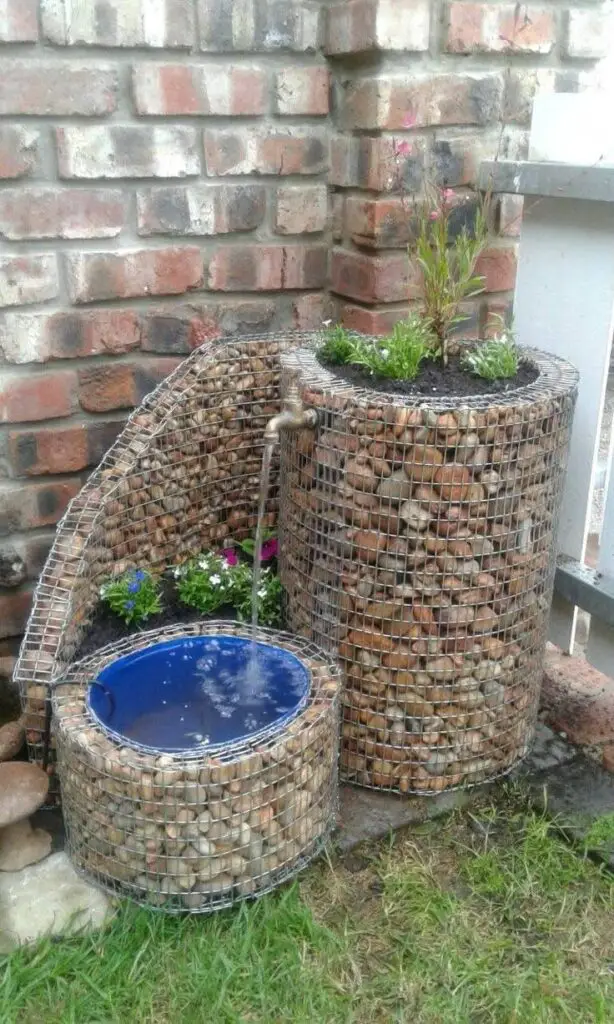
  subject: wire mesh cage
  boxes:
[14,333,315,800]
[52,621,341,913]
[279,345,578,795]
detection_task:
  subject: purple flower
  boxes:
[222,548,238,566]
[260,538,278,562]
[127,581,140,594]
[124,600,135,611]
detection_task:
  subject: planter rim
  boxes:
[283,344,578,411]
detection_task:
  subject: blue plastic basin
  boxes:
[86,634,310,754]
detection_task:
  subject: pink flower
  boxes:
[260,538,278,562]
[393,139,413,158]
[441,187,455,205]
[429,210,440,220]
[221,548,238,566]
[402,111,417,129]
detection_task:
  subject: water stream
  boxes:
[244,439,276,688]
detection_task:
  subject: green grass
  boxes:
[3,795,614,1024]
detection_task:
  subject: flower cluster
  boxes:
[172,540,282,626]
[99,569,162,626]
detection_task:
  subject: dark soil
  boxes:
[319,354,539,398]
[74,575,238,661]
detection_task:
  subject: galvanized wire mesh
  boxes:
[14,333,315,800]
[279,346,578,795]
[53,621,341,913]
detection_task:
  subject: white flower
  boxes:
[210,574,221,586]
[322,319,332,327]
[258,588,267,598]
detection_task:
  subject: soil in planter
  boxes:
[319,354,539,398]
[74,575,282,661]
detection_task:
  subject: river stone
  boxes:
[0,852,112,953]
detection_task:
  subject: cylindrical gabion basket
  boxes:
[52,621,341,913]
[279,346,578,795]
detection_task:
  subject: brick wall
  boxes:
[0,0,610,663]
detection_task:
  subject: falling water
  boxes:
[251,439,275,634]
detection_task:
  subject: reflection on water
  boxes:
[89,635,309,753]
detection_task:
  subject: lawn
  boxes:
[2,790,614,1024]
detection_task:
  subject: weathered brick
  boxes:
[341,303,408,336]
[564,9,613,60]
[56,126,200,180]
[476,247,517,292]
[133,64,267,116]
[204,127,328,176]
[140,307,220,353]
[338,71,503,130]
[344,196,414,249]
[330,134,426,191]
[65,248,203,305]
[326,0,430,55]
[78,358,179,413]
[292,293,332,330]
[498,194,523,237]
[217,300,277,336]
[9,425,90,476]
[0,0,37,41]
[137,184,266,236]
[275,67,329,115]
[332,194,344,242]
[0,188,125,241]
[41,0,194,47]
[274,185,328,234]
[208,245,327,291]
[431,132,500,187]
[446,3,555,54]
[0,256,58,309]
[0,310,141,364]
[0,370,76,424]
[0,62,117,116]
[198,0,320,52]
[7,533,56,582]
[502,68,557,125]
[0,481,80,535]
[0,590,32,640]
[0,127,39,180]
[330,248,421,303]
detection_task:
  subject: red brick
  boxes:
[274,186,328,235]
[341,304,410,336]
[326,0,430,55]
[217,300,276,336]
[330,248,421,304]
[446,3,554,54]
[137,184,266,236]
[482,299,513,337]
[476,247,517,293]
[140,307,220,353]
[208,245,327,291]
[0,255,58,309]
[431,133,501,189]
[0,127,39,180]
[329,133,426,191]
[204,127,328,176]
[344,196,415,249]
[0,0,37,41]
[0,310,142,364]
[57,126,200,180]
[78,358,181,413]
[0,481,81,534]
[133,65,267,116]
[8,426,90,476]
[42,0,193,47]
[0,62,117,116]
[339,71,503,130]
[275,67,329,115]
[0,188,125,241]
[541,645,614,746]
[0,590,33,640]
[198,0,320,52]
[292,293,333,330]
[0,370,77,424]
[65,248,203,305]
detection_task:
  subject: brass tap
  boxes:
[264,383,318,443]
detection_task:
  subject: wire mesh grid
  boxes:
[14,333,316,799]
[52,621,341,913]
[279,345,579,795]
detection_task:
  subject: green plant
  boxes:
[318,323,355,366]
[174,552,235,615]
[100,569,162,626]
[350,315,437,381]
[462,332,519,381]
[234,568,283,628]
[412,184,490,365]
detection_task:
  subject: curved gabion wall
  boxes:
[279,347,578,795]
[53,622,341,912]
[15,332,313,793]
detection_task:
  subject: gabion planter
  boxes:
[53,622,341,912]
[279,347,578,795]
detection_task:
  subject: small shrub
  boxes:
[351,315,436,381]
[234,569,283,628]
[318,323,355,366]
[174,552,235,615]
[100,569,162,626]
[462,334,519,381]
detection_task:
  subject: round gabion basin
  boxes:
[53,622,341,913]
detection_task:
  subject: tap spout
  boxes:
[264,384,318,444]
